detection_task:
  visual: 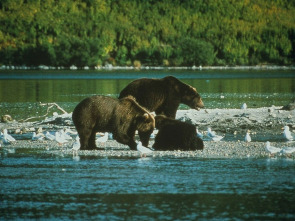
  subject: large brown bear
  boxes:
[72,95,155,150]
[119,76,204,119]
[153,115,204,151]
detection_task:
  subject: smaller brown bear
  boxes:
[153,115,204,151]
[72,95,155,150]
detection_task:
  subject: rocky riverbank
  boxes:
[1,107,294,159]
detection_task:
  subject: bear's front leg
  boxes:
[88,130,101,150]
[138,130,153,147]
[127,139,137,150]
[113,133,137,150]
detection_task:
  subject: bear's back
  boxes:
[119,78,166,96]
[119,78,168,110]
[161,120,195,138]
[72,95,118,126]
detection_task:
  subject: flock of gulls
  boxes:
[264,126,295,156]
[1,124,294,158]
[0,102,294,157]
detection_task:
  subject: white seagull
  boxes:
[241,103,247,109]
[2,129,16,144]
[281,146,295,155]
[137,141,153,157]
[207,127,224,141]
[61,129,73,140]
[265,141,282,156]
[283,126,294,141]
[96,132,108,147]
[196,128,203,138]
[32,132,45,141]
[45,131,55,141]
[72,136,80,154]
[55,130,69,145]
[244,130,251,142]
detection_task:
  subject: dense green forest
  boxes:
[1,0,295,67]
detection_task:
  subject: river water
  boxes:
[1,153,295,220]
[0,69,294,119]
[0,69,295,220]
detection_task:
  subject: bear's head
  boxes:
[136,112,155,147]
[120,96,155,147]
[165,76,204,111]
[180,86,204,111]
[136,113,155,132]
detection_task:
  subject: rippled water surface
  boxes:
[0,69,294,119]
[1,152,295,220]
[1,69,295,220]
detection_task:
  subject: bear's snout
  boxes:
[193,98,204,110]
[197,98,204,109]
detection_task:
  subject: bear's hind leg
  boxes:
[89,130,102,150]
[77,128,92,150]
[79,135,90,150]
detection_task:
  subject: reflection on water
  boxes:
[0,155,294,220]
[0,70,294,119]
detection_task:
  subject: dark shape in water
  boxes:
[281,99,295,111]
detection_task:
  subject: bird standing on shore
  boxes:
[61,129,73,140]
[283,126,294,141]
[96,132,108,147]
[207,127,224,141]
[45,131,55,141]
[196,128,203,138]
[241,103,247,109]
[137,141,153,157]
[72,135,80,155]
[281,146,295,156]
[55,130,69,145]
[32,132,45,141]
[265,141,282,156]
[244,130,251,142]
[2,129,16,144]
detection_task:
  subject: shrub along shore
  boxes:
[1,1,295,67]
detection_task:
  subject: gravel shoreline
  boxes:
[2,140,295,159]
[1,107,294,159]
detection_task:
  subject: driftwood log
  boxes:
[20,102,68,122]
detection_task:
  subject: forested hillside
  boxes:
[1,0,295,67]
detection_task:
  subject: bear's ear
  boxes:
[126,95,136,101]
[122,95,136,102]
[143,113,149,120]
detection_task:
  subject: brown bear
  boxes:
[72,95,155,150]
[153,115,204,151]
[119,76,204,119]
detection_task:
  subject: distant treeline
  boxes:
[1,0,295,67]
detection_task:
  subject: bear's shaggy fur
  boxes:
[72,95,155,150]
[153,115,204,151]
[119,76,204,119]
